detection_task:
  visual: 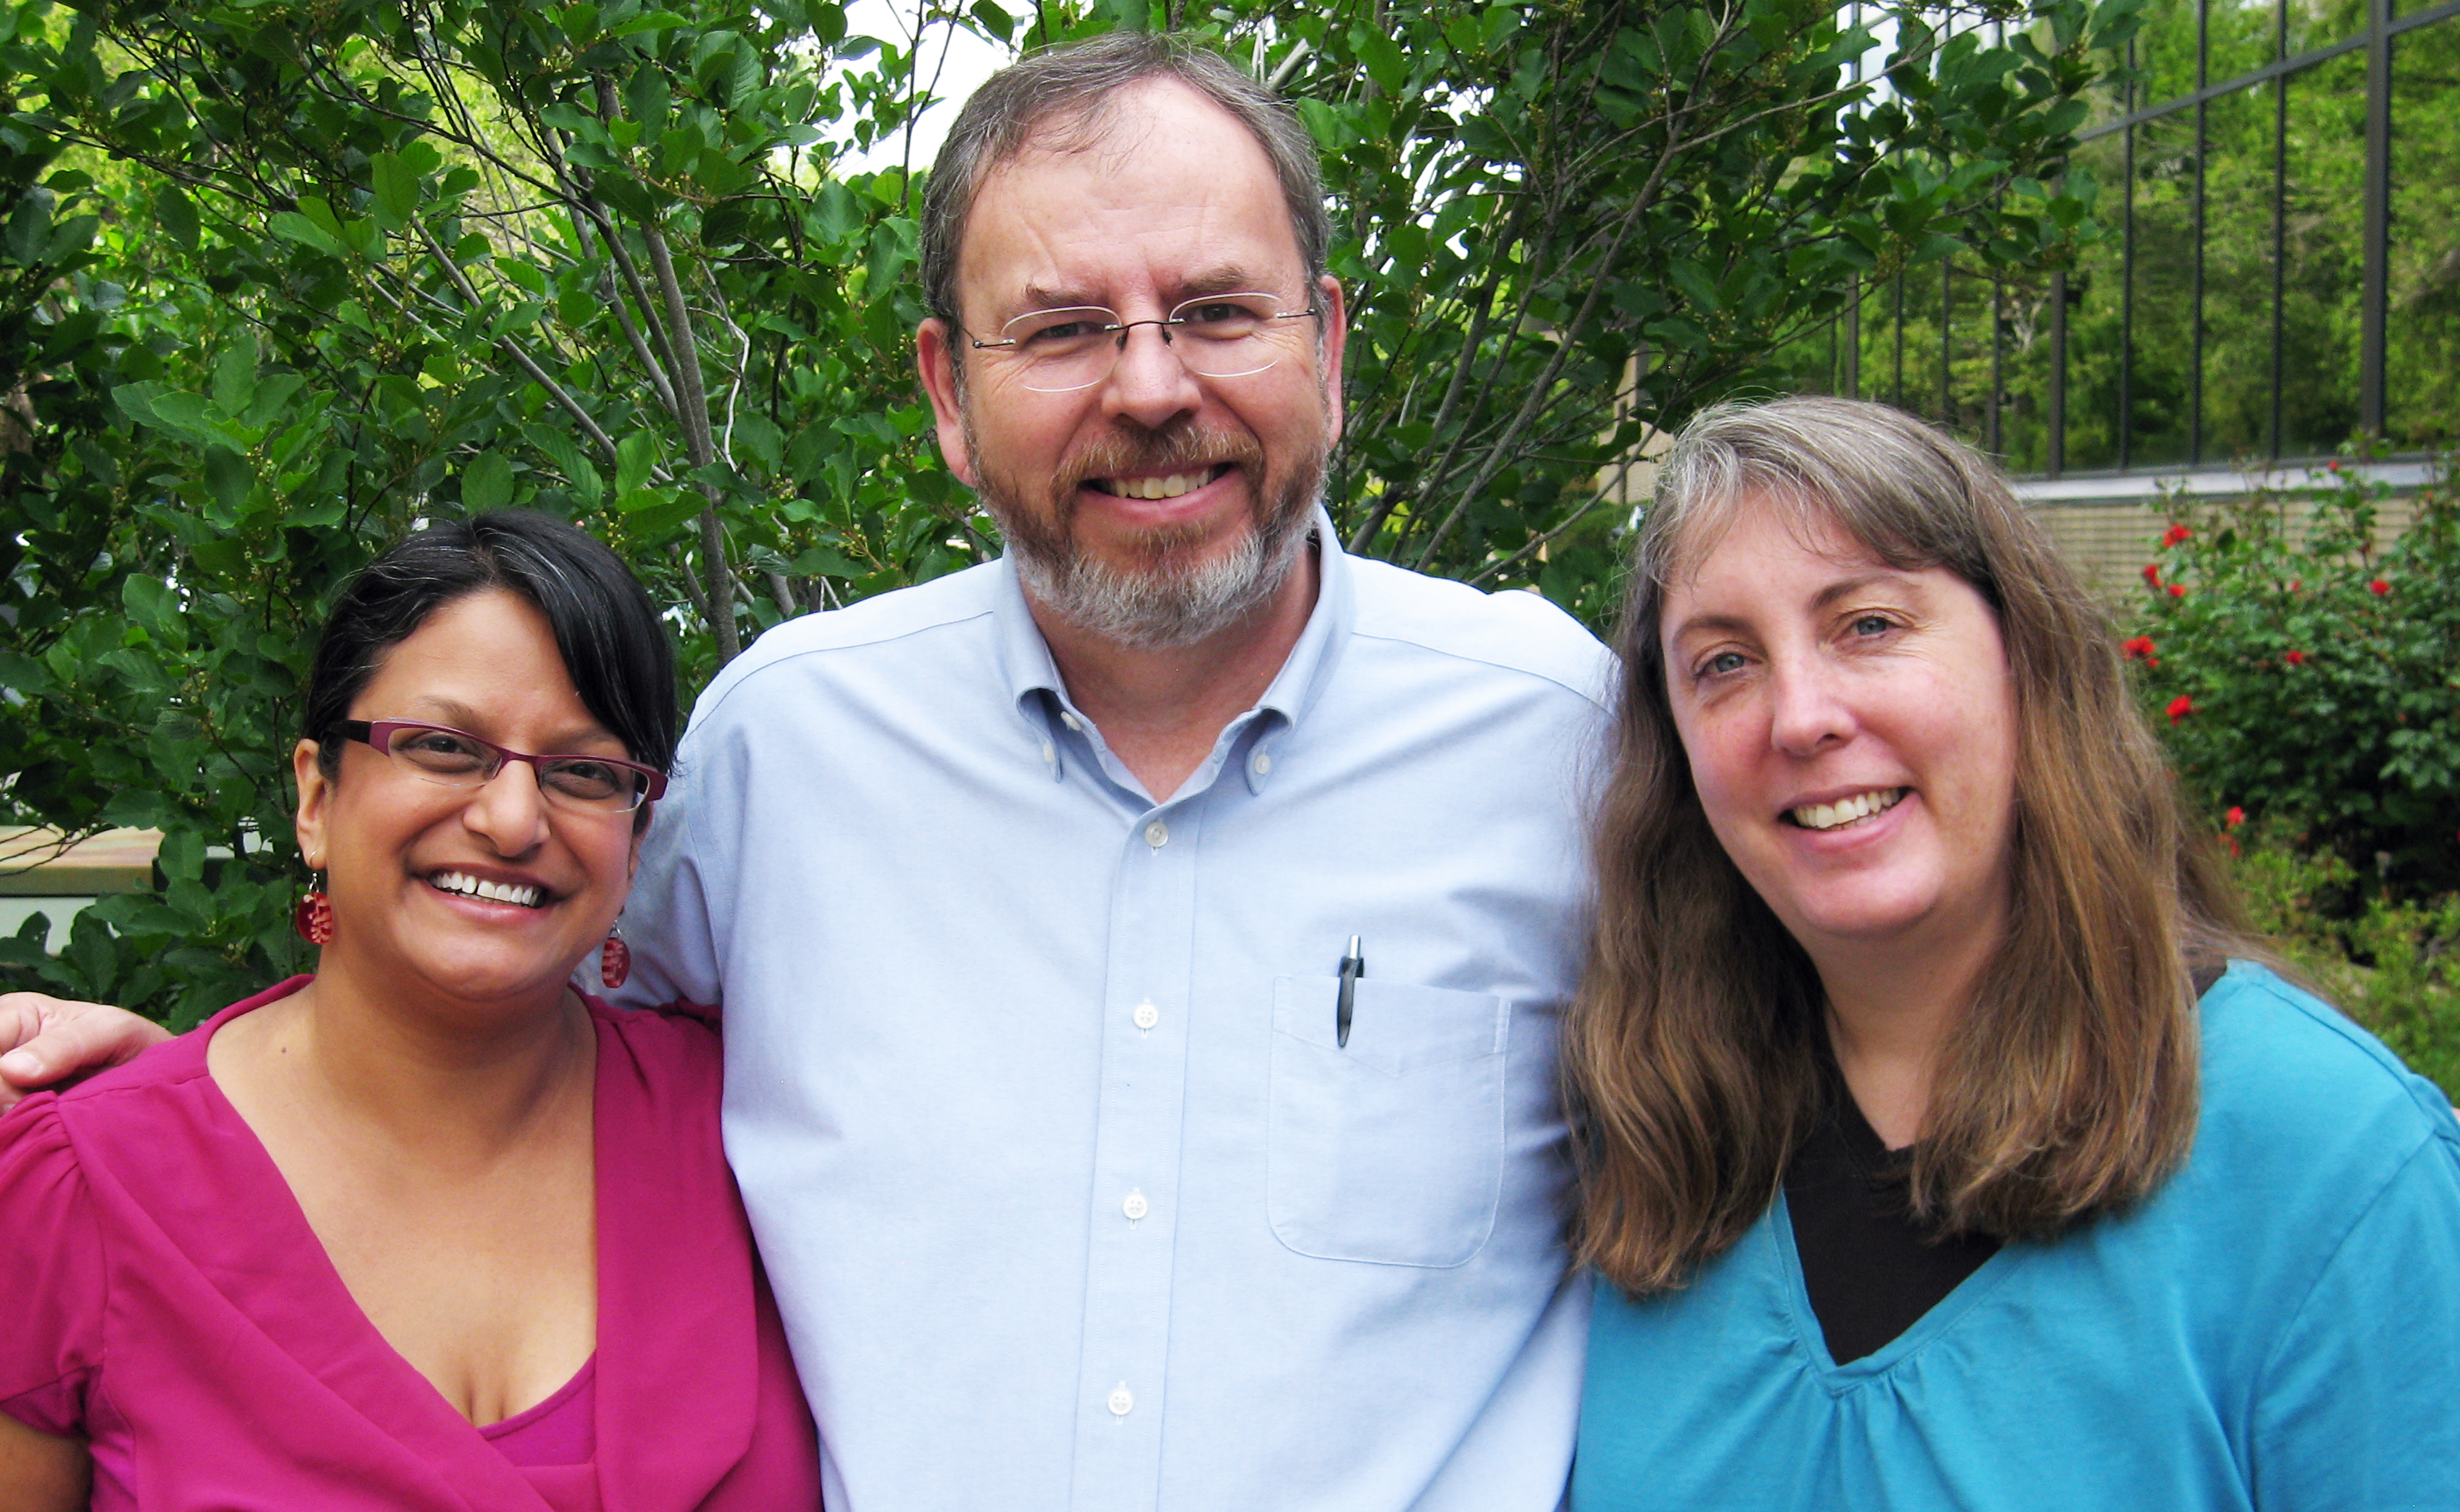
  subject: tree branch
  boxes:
[407,221,622,465]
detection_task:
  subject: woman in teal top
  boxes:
[1563,396,2460,1511]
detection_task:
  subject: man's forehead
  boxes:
[954,78,1301,310]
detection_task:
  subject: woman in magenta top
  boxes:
[0,513,820,1510]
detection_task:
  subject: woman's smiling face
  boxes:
[294,589,642,1011]
[1658,496,2021,971]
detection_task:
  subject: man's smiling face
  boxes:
[918,77,1346,647]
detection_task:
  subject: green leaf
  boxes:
[968,0,1014,42]
[137,391,223,444]
[626,64,670,131]
[122,574,175,636]
[610,10,688,37]
[618,486,702,535]
[268,211,347,258]
[111,380,167,425]
[4,191,51,266]
[211,344,255,416]
[203,447,254,513]
[788,543,860,577]
[370,151,421,230]
[154,184,200,249]
[1353,27,1410,98]
[615,431,659,497]
[462,450,515,511]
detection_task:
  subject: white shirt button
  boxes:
[1133,1001,1159,1030]
[1107,1385,1134,1416]
[1143,820,1168,848]
[1252,750,1272,775]
[1123,1189,1148,1221]
[1061,712,1084,732]
[1040,741,1056,764]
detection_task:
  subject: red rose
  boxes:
[2290,579,2301,592]
[2327,459,2341,472]
[2168,694,2194,724]
[2285,650,2305,666]
[2162,524,2191,546]
[2168,583,2186,598]
[2369,578,2390,595]
[2122,635,2156,660]
[2142,563,2161,588]
[2225,806,2244,828]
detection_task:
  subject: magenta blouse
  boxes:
[0,978,821,1511]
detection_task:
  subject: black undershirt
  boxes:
[1781,1052,1999,1366]
[1786,962,2225,1365]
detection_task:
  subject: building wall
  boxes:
[2032,490,2424,597]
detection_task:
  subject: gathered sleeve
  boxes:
[0,1099,106,1437]
[2250,1119,2460,1510]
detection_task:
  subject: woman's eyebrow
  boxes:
[388,698,620,749]
[1810,571,1916,611]
[393,695,486,727]
[1665,610,1754,645]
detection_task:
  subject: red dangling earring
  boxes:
[294,871,335,946]
[600,926,630,990]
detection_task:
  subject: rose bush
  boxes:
[2130,455,2460,898]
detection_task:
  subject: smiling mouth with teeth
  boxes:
[427,871,546,909]
[1786,788,1908,832]
[1086,463,1231,501]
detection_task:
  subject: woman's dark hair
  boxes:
[303,511,677,781]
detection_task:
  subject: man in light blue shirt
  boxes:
[610,32,1612,1512]
[625,506,1605,1509]
[0,32,1613,1511]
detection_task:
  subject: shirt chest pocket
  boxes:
[1265,976,1509,1267]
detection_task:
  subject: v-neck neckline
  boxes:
[177,977,588,1510]
[72,979,768,1512]
[1767,1186,2031,1389]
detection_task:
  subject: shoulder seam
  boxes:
[696,603,997,728]
[2249,1120,2444,1421]
[2223,965,2452,1119]
[1347,625,1613,712]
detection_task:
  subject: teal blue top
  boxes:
[1573,961,2460,1511]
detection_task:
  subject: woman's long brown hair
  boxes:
[1567,397,2245,1296]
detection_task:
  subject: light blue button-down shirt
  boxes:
[614,518,1613,1511]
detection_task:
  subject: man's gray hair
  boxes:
[919,32,1331,333]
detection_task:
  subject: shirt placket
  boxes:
[1067,786,1204,1512]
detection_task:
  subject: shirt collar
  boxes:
[993,506,1356,739]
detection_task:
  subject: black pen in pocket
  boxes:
[1336,935,1365,1048]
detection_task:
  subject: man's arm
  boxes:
[0,994,170,1114]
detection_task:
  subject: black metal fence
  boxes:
[1789,0,2460,477]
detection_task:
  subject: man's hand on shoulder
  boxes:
[0,992,170,1113]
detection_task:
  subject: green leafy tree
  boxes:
[0,0,987,1021]
[1234,0,2136,618]
[0,0,2136,1022]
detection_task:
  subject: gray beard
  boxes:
[1005,501,1314,650]
[964,409,1326,650]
